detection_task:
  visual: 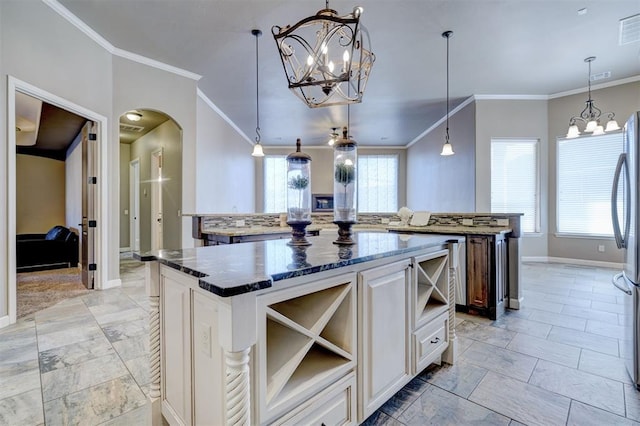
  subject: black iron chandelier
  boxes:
[566,56,620,138]
[272,0,375,108]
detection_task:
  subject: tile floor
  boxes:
[1,260,639,425]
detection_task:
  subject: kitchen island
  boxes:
[138,232,462,425]
[389,214,522,320]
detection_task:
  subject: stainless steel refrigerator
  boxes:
[612,111,640,388]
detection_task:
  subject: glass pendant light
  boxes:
[251,29,265,157]
[441,30,454,156]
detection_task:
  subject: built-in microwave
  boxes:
[312,194,333,212]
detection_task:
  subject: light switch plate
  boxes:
[462,218,473,226]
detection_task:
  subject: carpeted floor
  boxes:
[17,267,90,318]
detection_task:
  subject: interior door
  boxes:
[81,121,96,289]
[130,159,140,252]
[151,149,163,251]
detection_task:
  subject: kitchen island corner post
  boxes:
[218,292,258,426]
[145,261,162,426]
[507,216,523,309]
[442,240,459,365]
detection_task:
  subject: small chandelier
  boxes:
[441,30,454,156]
[272,1,375,108]
[566,56,620,139]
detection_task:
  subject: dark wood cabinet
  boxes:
[466,234,507,320]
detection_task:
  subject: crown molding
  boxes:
[473,94,549,101]
[197,89,253,145]
[548,75,640,99]
[44,0,201,81]
[265,145,407,150]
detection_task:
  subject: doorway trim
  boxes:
[5,76,110,326]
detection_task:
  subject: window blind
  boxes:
[264,155,287,213]
[358,155,399,213]
[557,132,623,236]
[491,139,539,233]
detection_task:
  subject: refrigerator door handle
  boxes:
[612,272,633,295]
[612,153,627,249]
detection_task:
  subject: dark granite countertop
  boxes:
[135,232,461,297]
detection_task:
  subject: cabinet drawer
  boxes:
[274,373,356,426]
[413,313,448,373]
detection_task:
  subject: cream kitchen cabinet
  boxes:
[140,232,461,426]
[358,259,412,420]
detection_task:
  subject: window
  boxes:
[358,155,398,213]
[557,132,623,236]
[264,155,287,213]
[491,139,539,233]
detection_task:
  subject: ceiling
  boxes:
[57,0,640,147]
[120,110,171,144]
[16,98,87,161]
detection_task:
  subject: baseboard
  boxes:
[0,315,11,329]
[522,256,623,269]
[120,247,131,253]
[101,278,122,290]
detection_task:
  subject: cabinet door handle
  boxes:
[431,337,440,344]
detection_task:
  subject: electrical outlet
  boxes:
[124,209,128,215]
[235,219,245,227]
[598,245,605,253]
[462,218,473,226]
[381,218,390,224]
[496,219,509,226]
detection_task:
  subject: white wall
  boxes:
[407,102,476,212]
[475,99,549,258]
[0,0,113,320]
[196,95,255,213]
[112,56,198,257]
[0,1,216,324]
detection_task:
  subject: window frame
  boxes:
[490,138,541,234]
[357,154,399,213]
[555,131,623,238]
[263,154,288,214]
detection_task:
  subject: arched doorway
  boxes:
[118,109,183,255]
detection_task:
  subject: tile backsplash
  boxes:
[198,212,519,232]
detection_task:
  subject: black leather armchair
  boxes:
[17,225,79,272]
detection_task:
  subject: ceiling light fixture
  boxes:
[272,0,375,108]
[126,112,142,122]
[251,29,265,157]
[441,30,454,156]
[566,56,620,139]
[328,127,338,146]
